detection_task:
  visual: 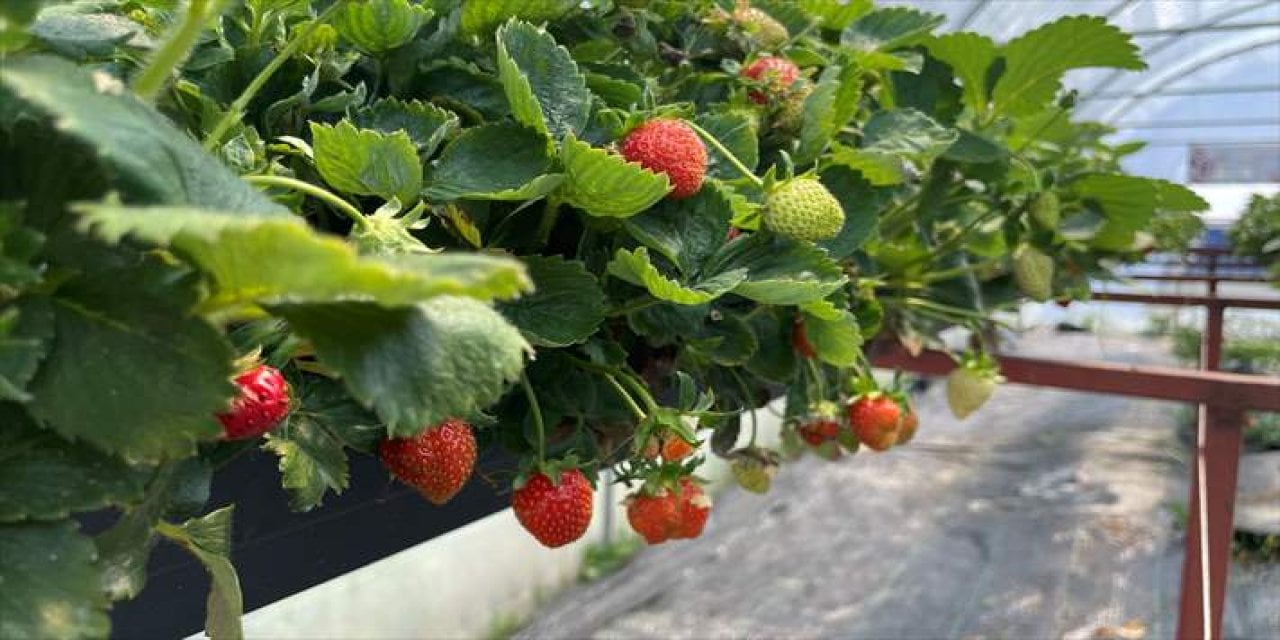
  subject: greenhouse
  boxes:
[1,1,1277,639]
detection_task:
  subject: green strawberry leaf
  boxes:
[270,297,531,436]
[796,63,864,165]
[93,459,211,603]
[801,310,863,367]
[841,7,944,52]
[460,0,577,37]
[798,0,872,31]
[498,256,607,348]
[158,507,242,640]
[423,123,560,201]
[942,130,1007,164]
[696,112,758,180]
[0,298,53,403]
[744,309,798,383]
[859,108,958,166]
[1072,174,1207,250]
[0,520,108,639]
[926,32,998,114]
[993,16,1144,116]
[264,375,382,512]
[608,247,747,305]
[496,19,591,140]
[76,204,532,311]
[0,55,283,213]
[559,134,670,218]
[28,8,151,59]
[704,234,847,305]
[623,185,734,275]
[0,404,147,522]
[351,97,459,157]
[332,0,431,54]
[829,146,905,185]
[311,120,422,205]
[688,312,758,367]
[26,256,235,464]
[816,165,887,258]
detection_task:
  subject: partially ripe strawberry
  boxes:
[797,417,839,446]
[379,418,477,505]
[847,395,901,452]
[641,431,698,461]
[217,365,290,440]
[764,177,845,242]
[620,119,708,199]
[896,405,919,445]
[513,469,595,548]
[742,56,800,104]
[672,478,711,539]
[626,489,679,544]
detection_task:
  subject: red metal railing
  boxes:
[871,257,1280,639]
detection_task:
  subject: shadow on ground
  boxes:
[516,332,1280,639]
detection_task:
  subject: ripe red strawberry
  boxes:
[896,405,919,445]
[619,119,707,199]
[742,56,799,104]
[847,395,901,452]
[378,418,477,505]
[792,316,816,358]
[672,478,711,539]
[626,489,679,544]
[217,364,291,440]
[513,469,595,548]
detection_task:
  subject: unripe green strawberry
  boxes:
[1031,192,1060,229]
[764,177,845,242]
[733,5,789,50]
[773,82,812,133]
[946,367,997,420]
[620,119,708,199]
[731,457,775,494]
[1013,244,1054,302]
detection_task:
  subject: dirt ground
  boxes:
[516,331,1280,639]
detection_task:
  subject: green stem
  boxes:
[806,358,826,400]
[604,374,647,422]
[685,121,764,189]
[132,0,221,102]
[728,368,759,447]
[534,197,561,248]
[919,258,1005,283]
[153,519,187,542]
[520,372,547,463]
[244,174,368,230]
[203,1,347,149]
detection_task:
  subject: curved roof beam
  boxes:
[955,0,992,30]
[1083,0,1274,97]
[1100,38,1280,122]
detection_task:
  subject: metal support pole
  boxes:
[1176,404,1246,639]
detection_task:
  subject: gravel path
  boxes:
[517,332,1280,639]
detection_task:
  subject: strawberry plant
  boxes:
[0,0,1209,637]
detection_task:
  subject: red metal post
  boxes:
[1176,404,1246,639]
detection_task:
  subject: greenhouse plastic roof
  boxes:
[884,0,1280,183]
